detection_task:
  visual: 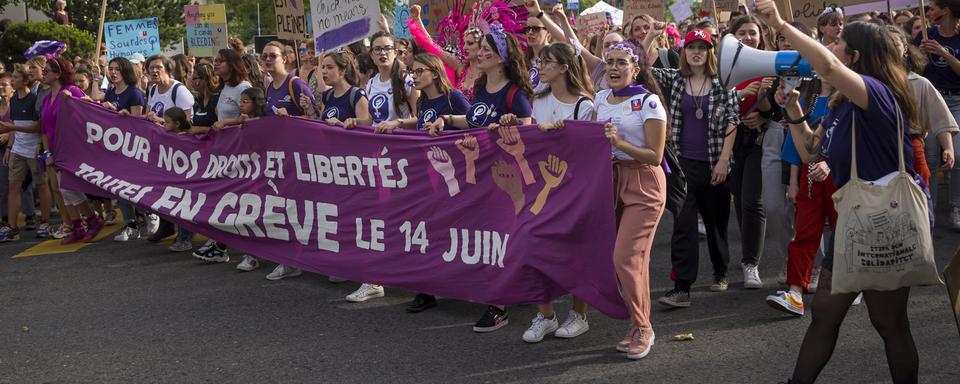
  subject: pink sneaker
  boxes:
[616,326,638,352]
[625,329,655,360]
[60,226,86,245]
[81,216,104,242]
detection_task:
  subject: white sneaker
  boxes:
[522,312,559,343]
[265,264,302,280]
[113,226,139,242]
[168,240,193,252]
[852,292,864,305]
[328,276,346,283]
[808,266,822,293]
[196,239,216,253]
[236,255,260,271]
[697,219,707,237]
[742,263,763,289]
[555,310,589,338]
[345,283,384,302]
[145,214,159,235]
[777,264,788,285]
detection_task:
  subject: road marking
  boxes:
[12,221,125,258]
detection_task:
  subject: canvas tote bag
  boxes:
[830,104,941,294]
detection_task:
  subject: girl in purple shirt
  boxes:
[304,52,370,128]
[39,57,104,245]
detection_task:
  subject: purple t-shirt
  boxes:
[321,87,366,121]
[41,84,85,152]
[104,86,145,113]
[679,92,710,161]
[819,75,914,188]
[466,83,532,128]
[914,28,960,92]
[265,73,317,117]
[417,90,470,130]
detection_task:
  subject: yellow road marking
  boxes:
[13,220,125,258]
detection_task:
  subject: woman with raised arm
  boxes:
[755,1,925,382]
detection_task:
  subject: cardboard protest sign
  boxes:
[715,0,740,12]
[623,0,665,26]
[104,17,160,60]
[54,98,630,319]
[578,12,608,39]
[412,0,455,36]
[185,4,229,57]
[275,0,308,40]
[310,0,382,52]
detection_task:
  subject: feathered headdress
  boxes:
[435,0,527,60]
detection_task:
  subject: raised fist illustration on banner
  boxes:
[428,146,461,197]
[531,154,568,215]
[456,134,479,184]
[492,160,525,215]
[497,126,535,185]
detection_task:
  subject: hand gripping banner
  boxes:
[54,97,628,319]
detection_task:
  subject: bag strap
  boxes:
[573,96,587,120]
[849,99,906,181]
[506,84,519,113]
[171,83,182,105]
[288,76,304,114]
[894,101,906,174]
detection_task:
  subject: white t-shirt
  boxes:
[217,81,253,121]
[366,73,414,122]
[594,89,668,161]
[12,120,40,158]
[147,80,195,116]
[532,93,595,123]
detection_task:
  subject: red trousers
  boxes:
[786,165,837,290]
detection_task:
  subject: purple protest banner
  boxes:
[54,97,628,319]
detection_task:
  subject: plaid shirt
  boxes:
[651,68,740,166]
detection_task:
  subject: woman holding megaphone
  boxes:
[754,1,924,383]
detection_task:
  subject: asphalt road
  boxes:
[1,188,959,384]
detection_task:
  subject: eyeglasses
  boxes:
[524,26,546,34]
[299,48,308,53]
[396,48,408,55]
[372,46,395,54]
[261,53,280,60]
[604,59,632,69]
[411,68,432,77]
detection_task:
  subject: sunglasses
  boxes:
[524,26,546,34]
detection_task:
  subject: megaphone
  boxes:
[718,35,815,91]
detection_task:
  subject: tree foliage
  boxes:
[0,21,95,64]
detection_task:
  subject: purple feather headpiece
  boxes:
[24,40,66,60]
[604,42,640,63]
[489,23,509,62]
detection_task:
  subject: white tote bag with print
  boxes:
[831,106,941,294]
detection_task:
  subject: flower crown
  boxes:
[489,23,509,62]
[820,6,843,17]
[604,42,639,63]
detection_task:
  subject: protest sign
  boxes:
[310,0,381,52]
[395,1,412,39]
[185,4,229,57]
[773,0,877,26]
[275,0,308,40]
[670,0,695,22]
[623,0,665,25]
[104,17,160,60]
[578,12,608,39]
[715,0,740,12]
[54,98,629,319]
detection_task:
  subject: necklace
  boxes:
[686,77,709,120]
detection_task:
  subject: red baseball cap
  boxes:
[684,29,713,47]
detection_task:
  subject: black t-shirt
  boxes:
[192,93,220,127]
[10,91,40,121]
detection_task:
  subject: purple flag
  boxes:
[54,97,628,319]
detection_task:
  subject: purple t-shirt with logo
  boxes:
[417,90,470,130]
[104,86,145,113]
[321,87,366,121]
[914,28,960,92]
[466,83,532,128]
[819,75,914,188]
[679,92,710,161]
[266,73,317,117]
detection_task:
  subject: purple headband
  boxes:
[488,23,509,62]
[604,42,640,63]
[24,40,66,60]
